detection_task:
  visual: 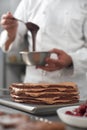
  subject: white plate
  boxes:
[57,106,87,128]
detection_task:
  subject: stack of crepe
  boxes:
[9,82,79,105]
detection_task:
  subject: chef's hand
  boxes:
[0,12,18,50]
[37,48,73,72]
[0,12,18,39]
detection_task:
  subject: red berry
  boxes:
[65,111,74,115]
[65,101,87,117]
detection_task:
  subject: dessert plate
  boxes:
[0,96,83,115]
[57,106,87,128]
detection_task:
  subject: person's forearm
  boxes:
[5,39,13,51]
[5,36,16,51]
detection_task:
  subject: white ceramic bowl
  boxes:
[57,106,87,128]
[20,51,50,66]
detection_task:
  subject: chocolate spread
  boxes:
[13,17,39,51]
[26,22,39,51]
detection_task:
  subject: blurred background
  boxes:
[0,0,26,89]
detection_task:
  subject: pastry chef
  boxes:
[0,0,87,100]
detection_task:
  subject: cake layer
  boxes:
[11,98,79,105]
[10,93,79,104]
[10,82,78,89]
[9,82,79,95]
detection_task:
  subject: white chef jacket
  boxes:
[0,0,87,100]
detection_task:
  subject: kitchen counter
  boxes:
[0,104,86,130]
